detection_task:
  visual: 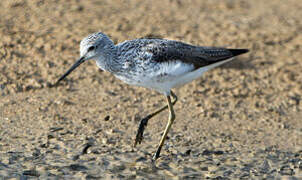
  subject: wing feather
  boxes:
[117,38,248,69]
[139,39,248,69]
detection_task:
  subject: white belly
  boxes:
[115,58,234,95]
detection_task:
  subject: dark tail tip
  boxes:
[228,49,249,56]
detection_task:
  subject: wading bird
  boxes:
[56,32,248,160]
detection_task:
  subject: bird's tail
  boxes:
[228,49,249,57]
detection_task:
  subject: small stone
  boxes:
[213,150,224,155]
[184,149,192,156]
[104,115,110,121]
[81,143,93,154]
[68,164,87,171]
[23,170,40,177]
[180,148,192,157]
[202,149,212,156]
[279,165,294,176]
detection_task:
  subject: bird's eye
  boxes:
[88,46,95,52]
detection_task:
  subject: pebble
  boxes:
[68,164,88,171]
[279,165,294,176]
[104,115,110,121]
[22,170,40,177]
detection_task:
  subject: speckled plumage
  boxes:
[58,32,248,94]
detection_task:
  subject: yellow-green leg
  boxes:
[134,91,177,147]
[153,94,176,160]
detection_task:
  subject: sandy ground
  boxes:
[0,0,301,179]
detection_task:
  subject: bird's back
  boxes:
[116,38,248,69]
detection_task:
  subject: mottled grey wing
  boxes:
[141,39,248,69]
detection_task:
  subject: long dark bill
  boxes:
[56,56,85,85]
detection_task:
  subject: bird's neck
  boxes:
[95,45,121,73]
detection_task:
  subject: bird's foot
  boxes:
[134,129,144,147]
[133,115,151,147]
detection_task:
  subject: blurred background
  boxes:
[0,0,301,179]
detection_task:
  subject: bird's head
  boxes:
[56,32,113,84]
